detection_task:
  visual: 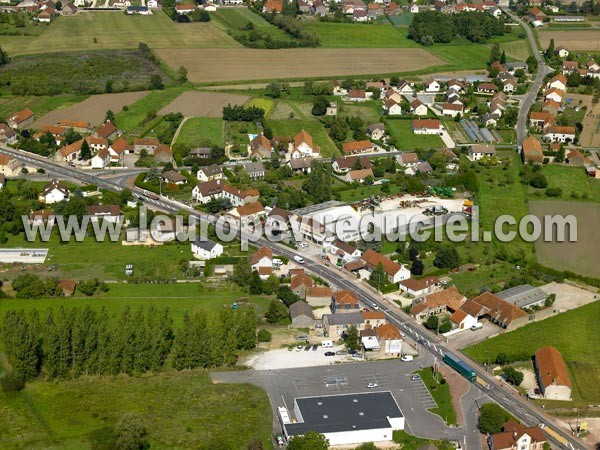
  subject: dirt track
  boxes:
[158,91,250,117]
[155,48,445,83]
[30,92,149,128]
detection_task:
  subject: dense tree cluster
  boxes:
[409,11,505,46]
[302,161,333,203]
[222,105,265,122]
[478,403,512,434]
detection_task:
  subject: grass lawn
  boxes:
[0,371,273,450]
[212,7,292,42]
[176,117,224,148]
[393,430,453,450]
[388,13,413,26]
[386,119,444,149]
[449,263,516,296]
[115,87,187,134]
[268,119,339,157]
[527,165,598,202]
[224,120,261,151]
[304,22,419,48]
[246,97,275,118]
[0,94,88,119]
[2,11,239,56]
[418,367,457,425]
[464,301,600,405]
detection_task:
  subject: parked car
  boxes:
[324,351,335,356]
[312,344,318,351]
[366,382,378,388]
[410,374,421,381]
[295,345,303,352]
[299,242,309,249]
[304,345,311,351]
[296,335,308,341]
[335,350,347,355]
[401,355,414,362]
[470,323,483,331]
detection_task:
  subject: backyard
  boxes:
[176,117,224,148]
[386,119,444,149]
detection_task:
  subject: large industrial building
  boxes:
[279,392,405,446]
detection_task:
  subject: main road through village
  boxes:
[0,144,586,450]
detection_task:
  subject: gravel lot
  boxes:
[541,282,599,311]
[245,345,351,370]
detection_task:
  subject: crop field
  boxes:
[158,91,250,117]
[386,119,444,149]
[29,91,149,129]
[464,301,600,404]
[2,11,239,56]
[539,30,600,51]
[115,87,187,133]
[154,48,445,83]
[0,371,272,450]
[529,200,600,278]
[268,119,338,157]
[304,22,419,48]
[0,95,88,121]
[176,117,224,147]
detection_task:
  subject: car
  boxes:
[351,353,362,359]
[304,345,311,351]
[417,338,428,345]
[348,350,359,356]
[324,351,335,356]
[371,302,379,310]
[293,255,305,264]
[299,242,309,249]
[410,374,421,381]
[296,335,308,341]
[335,350,347,355]
[312,344,318,351]
[366,382,378,388]
[276,434,285,446]
[295,345,303,352]
[401,355,414,362]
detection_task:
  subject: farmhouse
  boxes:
[0,124,17,145]
[348,89,368,102]
[250,246,273,275]
[449,309,478,331]
[468,144,496,161]
[529,112,554,130]
[95,121,118,140]
[332,156,372,173]
[342,140,374,155]
[108,137,130,162]
[566,150,591,166]
[39,179,70,204]
[154,145,173,164]
[6,108,34,129]
[248,134,273,159]
[461,291,528,330]
[543,126,575,143]
[191,238,223,260]
[522,136,544,164]
[56,139,83,163]
[290,273,314,298]
[133,137,160,154]
[547,74,567,92]
[412,119,441,135]
[398,276,440,298]
[534,346,572,401]
[0,154,21,176]
[409,286,466,321]
[491,420,547,450]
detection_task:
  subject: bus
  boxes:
[443,353,476,382]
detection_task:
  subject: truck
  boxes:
[443,353,476,382]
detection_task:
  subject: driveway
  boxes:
[446,321,499,350]
[440,129,456,148]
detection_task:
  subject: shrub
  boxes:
[0,370,25,393]
[257,329,272,342]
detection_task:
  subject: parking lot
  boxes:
[245,345,357,370]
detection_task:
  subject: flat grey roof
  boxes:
[496,284,547,308]
[284,392,402,436]
[193,238,220,251]
[293,200,347,216]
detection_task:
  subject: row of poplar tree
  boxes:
[2,305,258,384]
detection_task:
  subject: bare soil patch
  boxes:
[157,91,250,117]
[155,48,445,83]
[30,91,149,129]
[539,30,600,51]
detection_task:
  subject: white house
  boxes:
[197,164,224,182]
[290,130,320,159]
[384,99,402,116]
[424,79,440,93]
[410,99,428,116]
[411,119,441,135]
[91,148,111,169]
[327,239,362,264]
[442,103,463,118]
[556,46,569,58]
[85,205,122,224]
[468,144,496,161]
[545,88,564,103]
[39,180,70,204]
[250,246,273,278]
[191,238,224,260]
[398,276,440,298]
[449,309,478,331]
[547,74,567,92]
[543,126,576,143]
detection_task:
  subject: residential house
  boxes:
[367,2,382,18]
[197,164,224,182]
[534,346,572,401]
[86,136,108,153]
[529,112,554,130]
[542,100,560,116]
[28,209,55,226]
[191,238,224,260]
[108,137,130,163]
[332,80,348,96]
[133,137,160,154]
[91,148,111,169]
[230,201,265,227]
[522,136,544,164]
[447,79,464,92]
[409,286,466,321]
[290,130,320,158]
[566,150,591,166]
[266,206,294,233]
[468,144,496,161]
[412,119,441,135]
[222,185,260,207]
[362,249,410,284]
[85,204,122,223]
[290,301,314,328]
[543,126,575,143]
[397,152,419,167]
[410,99,428,116]
[528,7,546,21]
[154,144,173,164]
[544,88,564,103]
[342,140,374,155]
[56,279,77,297]
[190,147,212,159]
[160,170,188,185]
[353,9,368,21]
[375,323,402,355]
[61,2,77,14]
[327,239,362,264]
[326,102,337,116]
[498,73,517,93]
[490,420,547,450]
[562,60,579,75]
[442,102,463,118]
[39,179,70,204]
[250,246,273,276]
[248,134,273,159]
[586,60,600,78]
[384,89,403,104]
[332,156,372,173]
[56,139,83,163]
[0,154,21,176]
[385,99,402,116]
[547,74,567,92]
[424,79,440,93]
[291,273,314,298]
[263,0,282,13]
[384,1,399,14]
[449,309,478,331]
[398,276,440,298]
[322,312,365,337]
[306,286,333,307]
[38,7,55,22]
[0,124,17,145]
[332,290,360,313]
[477,83,499,94]
[59,119,90,133]
[366,123,385,140]
[347,89,368,102]
[397,80,414,94]
[363,310,386,330]
[95,121,118,140]
[405,161,432,176]
[298,0,310,13]
[192,179,225,203]
[243,161,265,179]
[175,3,196,13]
[345,168,373,183]
[6,108,34,129]
[287,157,313,174]
[312,0,328,15]
[556,46,569,58]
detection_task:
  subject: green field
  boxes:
[212,7,292,42]
[0,371,273,450]
[388,13,414,26]
[115,87,187,133]
[464,301,600,405]
[2,11,239,56]
[0,94,88,120]
[528,165,600,202]
[304,22,419,48]
[386,119,444,149]
[176,117,224,148]
[268,119,339,157]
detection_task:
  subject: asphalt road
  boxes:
[0,144,584,450]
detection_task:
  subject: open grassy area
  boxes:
[0,94,88,120]
[0,371,273,450]
[386,119,444,149]
[304,22,419,48]
[417,367,458,426]
[393,430,453,450]
[527,165,600,202]
[2,11,239,56]
[176,117,224,148]
[268,119,339,157]
[464,301,600,405]
[115,87,187,133]
[211,7,292,43]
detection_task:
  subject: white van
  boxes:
[293,255,305,264]
[273,258,283,267]
[470,323,483,331]
[321,340,333,348]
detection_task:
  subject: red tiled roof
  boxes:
[535,345,572,389]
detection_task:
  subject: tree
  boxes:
[114,413,149,450]
[249,271,263,295]
[329,117,349,141]
[265,299,288,323]
[410,259,424,275]
[433,246,461,269]
[265,82,282,98]
[368,262,387,290]
[105,110,116,124]
[177,65,188,82]
[502,367,524,386]
[478,403,511,434]
[79,139,91,160]
[345,325,359,351]
[0,46,9,66]
[424,315,439,330]
[545,38,555,59]
[489,43,501,64]
[303,162,332,203]
[257,329,272,342]
[500,50,506,65]
[312,95,329,116]
[287,431,328,450]
[150,74,163,90]
[232,260,252,288]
